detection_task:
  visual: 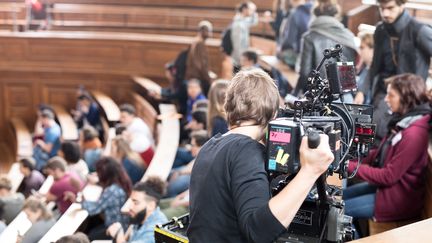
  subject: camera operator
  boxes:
[187,69,334,242]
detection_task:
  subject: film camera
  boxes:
[267,44,376,243]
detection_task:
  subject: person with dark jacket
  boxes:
[354,0,432,142]
[295,0,357,97]
[185,21,213,96]
[344,74,432,235]
[278,0,312,68]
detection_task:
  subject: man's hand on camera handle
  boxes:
[269,134,334,227]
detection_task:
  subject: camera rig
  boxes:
[266,44,376,242]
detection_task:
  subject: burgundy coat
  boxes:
[348,114,431,222]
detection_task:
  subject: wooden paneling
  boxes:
[0,71,134,141]
[0,31,224,80]
[41,0,273,10]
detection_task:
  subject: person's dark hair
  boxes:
[119,103,136,116]
[45,156,67,172]
[55,232,90,243]
[41,109,55,120]
[37,104,54,113]
[194,99,209,110]
[384,73,432,115]
[191,130,210,147]
[192,109,208,129]
[377,0,407,6]
[82,126,99,142]
[61,141,81,164]
[133,176,166,203]
[236,1,250,12]
[115,124,127,135]
[95,157,132,195]
[242,50,258,64]
[77,92,92,102]
[313,0,340,17]
[19,157,36,171]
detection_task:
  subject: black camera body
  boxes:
[266,44,376,243]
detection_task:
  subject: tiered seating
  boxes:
[0,176,54,242]
[46,4,274,37]
[43,0,273,10]
[9,118,33,159]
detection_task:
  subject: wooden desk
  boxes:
[91,90,120,124]
[353,218,432,243]
[52,105,79,141]
[9,118,33,159]
[38,203,89,243]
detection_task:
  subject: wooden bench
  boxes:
[122,104,179,213]
[46,3,274,37]
[51,104,79,141]
[38,203,88,243]
[42,0,273,10]
[7,162,24,193]
[0,175,54,243]
[9,118,33,159]
[90,90,120,126]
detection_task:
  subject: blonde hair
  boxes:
[359,32,374,49]
[207,79,229,134]
[0,176,11,191]
[23,197,53,220]
[112,136,144,168]
[224,69,280,128]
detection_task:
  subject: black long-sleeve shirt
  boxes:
[187,133,285,243]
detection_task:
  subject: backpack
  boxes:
[221,27,233,55]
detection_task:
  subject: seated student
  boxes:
[72,92,103,141]
[240,50,291,98]
[70,157,131,241]
[44,157,84,214]
[344,74,432,237]
[207,80,229,137]
[119,104,154,166]
[0,176,25,225]
[107,177,167,243]
[33,104,54,141]
[167,130,209,198]
[111,136,146,184]
[59,141,89,182]
[186,79,207,123]
[79,126,102,172]
[17,157,45,198]
[33,109,62,171]
[19,197,56,243]
[175,109,208,168]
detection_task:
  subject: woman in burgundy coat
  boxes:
[344,73,431,225]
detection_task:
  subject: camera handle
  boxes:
[307,131,328,207]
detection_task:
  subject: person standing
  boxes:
[231,1,259,68]
[354,0,432,141]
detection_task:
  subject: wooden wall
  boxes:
[0,31,223,79]
[0,31,223,140]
